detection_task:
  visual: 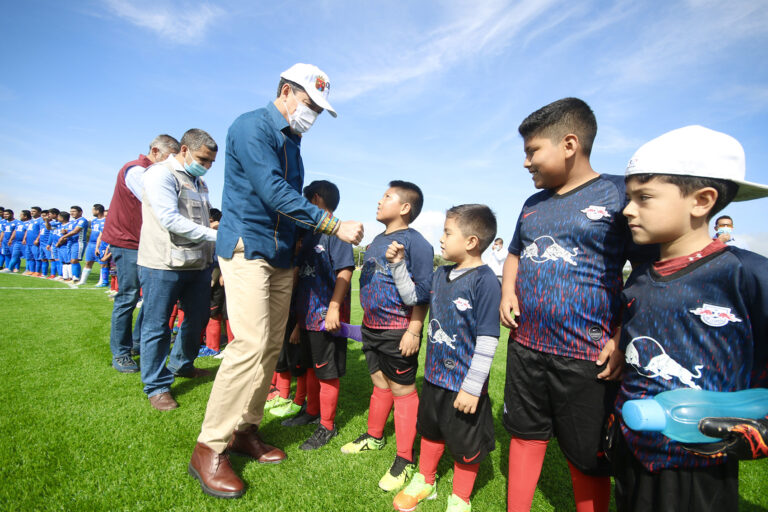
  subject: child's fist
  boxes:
[386,241,405,264]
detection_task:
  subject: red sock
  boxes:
[453,461,479,504]
[507,437,548,512]
[204,317,221,351]
[305,368,320,416]
[567,461,610,512]
[168,304,179,330]
[271,371,278,388]
[276,371,291,399]
[419,437,445,484]
[367,386,393,438]
[393,390,419,461]
[295,374,307,406]
[225,320,234,342]
[319,378,340,430]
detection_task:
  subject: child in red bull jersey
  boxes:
[341,180,433,492]
[391,204,501,512]
[612,126,768,512]
[500,98,656,512]
[280,180,355,450]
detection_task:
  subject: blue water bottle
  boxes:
[622,388,768,443]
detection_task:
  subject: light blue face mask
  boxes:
[184,151,208,177]
[716,226,733,236]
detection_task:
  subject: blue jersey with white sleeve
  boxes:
[616,246,768,472]
[425,264,501,393]
[68,217,88,246]
[294,230,355,331]
[509,174,654,361]
[360,228,433,330]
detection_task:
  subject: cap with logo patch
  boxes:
[280,63,337,118]
[625,125,768,201]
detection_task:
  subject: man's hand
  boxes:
[324,304,341,332]
[289,325,300,345]
[95,246,101,257]
[386,241,405,264]
[399,330,420,357]
[717,233,732,243]
[454,390,480,414]
[685,417,768,460]
[596,333,624,381]
[335,221,364,245]
[210,220,220,230]
[499,292,520,328]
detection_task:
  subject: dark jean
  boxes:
[109,247,143,358]
[138,265,212,397]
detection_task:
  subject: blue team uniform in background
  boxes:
[85,218,105,263]
[0,218,10,267]
[616,246,768,472]
[58,220,73,263]
[68,217,89,261]
[359,228,433,330]
[9,219,27,271]
[25,217,42,273]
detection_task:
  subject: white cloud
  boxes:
[739,234,768,257]
[103,0,224,44]
[410,210,445,250]
[334,0,558,101]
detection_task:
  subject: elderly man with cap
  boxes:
[188,63,364,498]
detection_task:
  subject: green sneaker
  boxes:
[270,401,301,418]
[264,395,291,411]
[393,473,437,511]
[340,432,385,454]
[378,455,416,492]
[445,494,471,512]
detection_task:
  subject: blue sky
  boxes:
[2,0,768,255]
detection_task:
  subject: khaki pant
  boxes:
[197,241,293,453]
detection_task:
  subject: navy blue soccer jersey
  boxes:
[425,265,501,393]
[294,230,355,331]
[89,218,105,244]
[68,217,88,246]
[509,174,653,361]
[360,228,433,330]
[616,247,768,472]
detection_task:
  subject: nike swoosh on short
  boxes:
[315,361,329,368]
[523,210,537,219]
[462,450,481,463]
[395,368,410,375]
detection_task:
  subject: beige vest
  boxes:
[137,161,214,271]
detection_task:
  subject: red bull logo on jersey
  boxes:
[453,297,472,311]
[625,336,703,389]
[580,205,611,221]
[521,235,579,266]
[314,244,325,253]
[428,319,456,350]
[689,303,742,327]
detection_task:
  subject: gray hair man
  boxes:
[137,128,218,411]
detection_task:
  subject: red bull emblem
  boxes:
[580,205,611,221]
[689,303,742,327]
[453,297,472,312]
[315,76,328,92]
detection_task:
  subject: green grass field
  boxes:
[0,268,766,511]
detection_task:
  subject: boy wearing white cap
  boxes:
[614,125,768,511]
[189,63,364,499]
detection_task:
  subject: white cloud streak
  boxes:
[103,0,224,44]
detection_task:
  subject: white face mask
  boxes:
[285,92,319,133]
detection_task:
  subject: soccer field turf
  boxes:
[1,270,766,511]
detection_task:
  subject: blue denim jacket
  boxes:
[216,102,326,268]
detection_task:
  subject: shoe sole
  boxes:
[394,490,438,512]
[187,464,245,499]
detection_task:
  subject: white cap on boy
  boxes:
[625,125,768,201]
[280,63,337,118]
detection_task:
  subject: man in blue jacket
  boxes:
[190,63,364,499]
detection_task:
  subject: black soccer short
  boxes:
[274,316,312,376]
[502,340,615,475]
[361,326,419,385]
[302,329,347,380]
[417,380,495,465]
[611,432,738,512]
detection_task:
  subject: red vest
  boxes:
[102,154,153,250]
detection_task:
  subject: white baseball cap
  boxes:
[280,63,337,118]
[625,125,768,201]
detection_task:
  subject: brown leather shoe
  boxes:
[188,442,244,499]
[148,392,178,411]
[227,425,286,463]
